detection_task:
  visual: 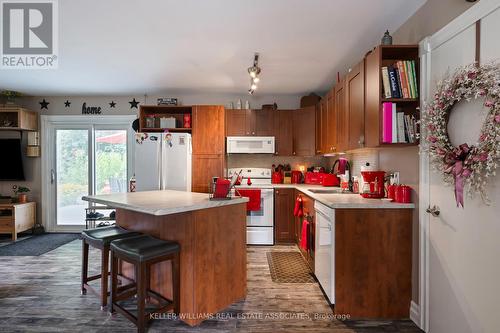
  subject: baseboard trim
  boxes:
[410,301,421,328]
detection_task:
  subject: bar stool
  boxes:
[109,235,180,333]
[81,226,142,309]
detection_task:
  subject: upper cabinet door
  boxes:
[226,109,248,136]
[335,79,348,153]
[347,60,365,150]
[275,110,293,156]
[326,87,336,154]
[192,105,225,155]
[315,101,323,155]
[253,109,275,136]
[292,106,316,156]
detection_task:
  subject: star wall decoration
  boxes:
[64,100,71,107]
[39,99,49,109]
[109,101,116,108]
[129,98,139,109]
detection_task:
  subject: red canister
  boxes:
[387,184,397,201]
[395,185,412,203]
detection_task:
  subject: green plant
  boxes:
[12,185,30,195]
[1,90,22,98]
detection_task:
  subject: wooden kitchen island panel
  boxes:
[116,202,247,326]
[334,208,412,319]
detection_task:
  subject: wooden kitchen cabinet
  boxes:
[346,60,365,150]
[192,105,225,193]
[292,106,316,156]
[274,110,294,156]
[326,87,337,154]
[225,109,248,136]
[315,100,324,155]
[294,190,315,271]
[335,78,348,153]
[226,109,274,136]
[192,105,225,155]
[274,188,295,244]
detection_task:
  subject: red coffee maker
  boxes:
[360,171,385,198]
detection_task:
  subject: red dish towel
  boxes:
[293,195,303,217]
[300,218,309,251]
[238,189,261,211]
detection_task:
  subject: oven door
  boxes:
[244,188,274,227]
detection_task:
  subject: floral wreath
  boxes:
[422,62,500,207]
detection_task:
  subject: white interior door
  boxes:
[42,116,135,232]
[422,4,500,332]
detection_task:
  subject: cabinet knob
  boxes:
[358,135,365,147]
[246,132,249,135]
[252,132,255,135]
[293,152,296,155]
[276,190,279,194]
[332,146,336,151]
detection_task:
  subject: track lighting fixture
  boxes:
[247,53,261,94]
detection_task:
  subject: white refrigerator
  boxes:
[134,132,192,191]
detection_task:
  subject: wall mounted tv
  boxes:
[0,139,25,181]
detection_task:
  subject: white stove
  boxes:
[228,168,274,245]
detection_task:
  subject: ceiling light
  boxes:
[247,52,261,93]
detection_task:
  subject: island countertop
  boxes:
[82,190,249,216]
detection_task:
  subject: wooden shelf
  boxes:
[0,105,38,131]
[381,98,418,103]
[141,128,191,133]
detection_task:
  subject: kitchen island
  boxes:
[82,190,249,326]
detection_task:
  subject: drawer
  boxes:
[0,216,13,228]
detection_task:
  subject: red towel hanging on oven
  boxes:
[238,189,261,211]
[293,195,303,217]
[300,218,309,251]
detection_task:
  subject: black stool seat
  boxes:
[111,235,180,262]
[82,226,141,247]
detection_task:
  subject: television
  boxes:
[0,139,25,181]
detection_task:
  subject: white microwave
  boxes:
[226,136,275,154]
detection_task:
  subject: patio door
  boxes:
[42,116,135,232]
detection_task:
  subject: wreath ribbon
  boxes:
[444,144,472,207]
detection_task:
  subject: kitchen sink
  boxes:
[307,188,346,194]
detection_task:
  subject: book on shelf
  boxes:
[381,67,391,98]
[382,102,418,144]
[381,60,418,99]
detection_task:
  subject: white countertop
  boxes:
[82,190,249,216]
[236,183,415,209]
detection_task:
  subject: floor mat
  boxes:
[0,233,80,256]
[266,251,315,283]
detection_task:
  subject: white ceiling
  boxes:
[0,0,426,96]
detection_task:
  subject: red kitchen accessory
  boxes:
[247,177,252,186]
[300,217,310,251]
[305,172,326,185]
[238,189,261,211]
[271,171,283,184]
[360,171,385,198]
[291,171,303,184]
[395,185,412,203]
[183,113,191,128]
[293,195,303,217]
[213,178,231,198]
[387,184,397,201]
[322,173,340,187]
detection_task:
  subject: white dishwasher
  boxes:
[314,201,335,304]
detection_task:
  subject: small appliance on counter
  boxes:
[291,170,303,184]
[360,170,386,198]
[329,157,351,188]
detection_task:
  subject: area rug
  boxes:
[0,233,80,256]
[266,251,315,283]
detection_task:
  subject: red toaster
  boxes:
[322,173,339,187]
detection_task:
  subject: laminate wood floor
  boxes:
[0,240,423,333]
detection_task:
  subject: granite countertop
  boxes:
[82,190,249,216]
[235,183,415,209]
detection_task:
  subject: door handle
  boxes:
[50,169,55,184]
[426,205,440,217]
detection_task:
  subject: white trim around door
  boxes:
[41,115,136,232]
